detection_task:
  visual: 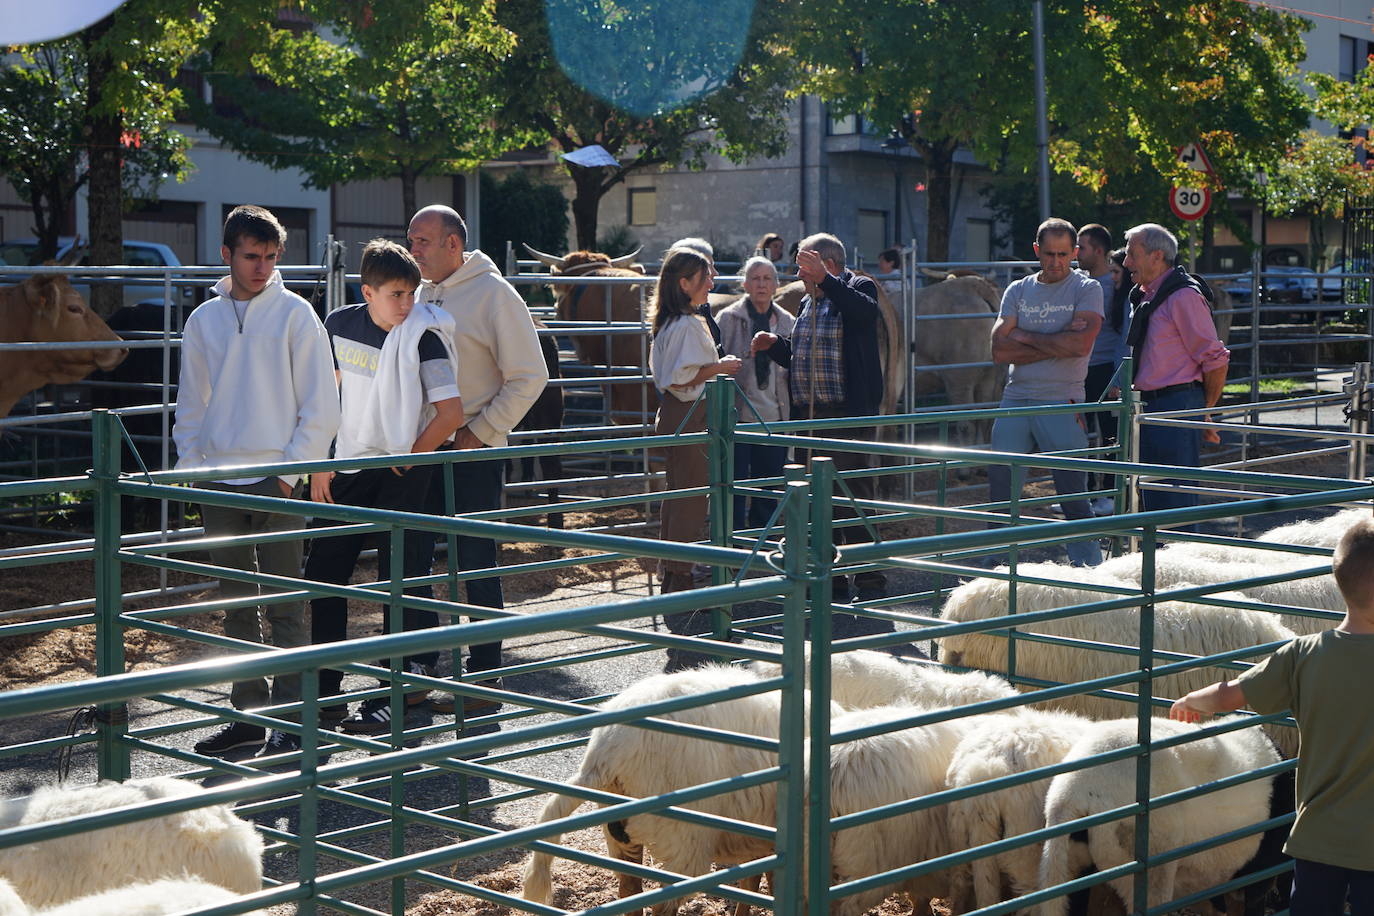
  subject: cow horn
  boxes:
[57,236,83,267]
[523,244,566,269]
[608,247,642,268]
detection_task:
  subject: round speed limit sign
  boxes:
[1169,185,1211,221]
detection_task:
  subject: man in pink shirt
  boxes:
[1122,223,1229,515]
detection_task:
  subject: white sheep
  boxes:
[825,704,972,916]
[1094,551,1341,637]
[0,878,24,916]
[937,564,1299,755]
[4,876,266,916]
[521,664,839,916]
[0,777,263,910]
[751,648,1017,711]
[943,708,1094,914]
[1037,718,1280,916]
[1135,507,1365,566]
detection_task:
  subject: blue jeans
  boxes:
[1291,858,1374,916]
[988,398,1101,567]
[733,443,787,530]
[1138,386,1203,520]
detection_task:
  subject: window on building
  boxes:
[1341,35,1372,82]
[628,187,657,226]
[856,209,888,265]
[828,110,859,136]
[966,219,994,262]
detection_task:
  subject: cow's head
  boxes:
[524,244,643,276]
[16,273,129,382]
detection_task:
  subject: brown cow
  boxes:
[0,272,128,418]
[524,245,657,425]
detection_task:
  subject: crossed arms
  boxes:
[990,311,1103,366]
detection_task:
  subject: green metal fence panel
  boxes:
[3,380,1370,914]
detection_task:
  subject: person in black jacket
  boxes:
[750,232,887,606]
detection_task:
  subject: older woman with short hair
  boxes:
[718,256,795,529]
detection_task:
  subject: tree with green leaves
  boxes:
[493,0,796,250]
[792,0,1309,261]
[0,41,190,264]
[0,3,203,306]
[76,1,209,312]
[194,0,528,223]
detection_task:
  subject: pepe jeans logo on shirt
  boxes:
[1019,298,1075,321]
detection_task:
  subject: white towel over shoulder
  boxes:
[355,303,460,456]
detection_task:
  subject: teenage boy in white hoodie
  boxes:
[174,205,340,758]
[305,239,463,735]
[406,205,548,714]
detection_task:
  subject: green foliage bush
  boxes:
[480,169,571,261]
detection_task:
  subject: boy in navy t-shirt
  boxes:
[305,239,463,736]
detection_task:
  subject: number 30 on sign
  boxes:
[1169,185,1211,221]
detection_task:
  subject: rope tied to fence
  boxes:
[54,705,98,783]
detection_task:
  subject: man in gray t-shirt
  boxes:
[987,218,1105,566]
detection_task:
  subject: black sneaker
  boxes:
[194,722,265,756]
[339,698,399,734]
[255,729,301,758]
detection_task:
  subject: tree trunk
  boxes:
[84,18,123,317]
[400,163,417,224]
[569,166,604,250]
[29,184,60,262]
[922,139,957,262]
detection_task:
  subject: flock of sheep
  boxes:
[522,507,1363,916]
[0,508,1359,916]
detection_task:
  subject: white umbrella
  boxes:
[2,0,131,45]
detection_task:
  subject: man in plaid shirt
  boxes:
[751,232,887,607]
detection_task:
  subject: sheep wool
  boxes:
[522,665,840,916]
[0,878,24,916]
[937,563,1300,756]
[1093,552,1343,637]
[1038,718,1279,916]
[0,777,263,910]
[751,648,1017,712]
[944,708,1094,914]
[826,705,973,916]
[33,877,265,916]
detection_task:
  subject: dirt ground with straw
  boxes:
[0,506,649,692]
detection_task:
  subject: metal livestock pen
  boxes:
[2,377,1370,914]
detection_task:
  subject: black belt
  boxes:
[1139,381,1201,403]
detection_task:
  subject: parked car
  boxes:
[0,236,196,310]
[1222,266,1318,305]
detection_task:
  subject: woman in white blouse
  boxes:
[648,247,741,600]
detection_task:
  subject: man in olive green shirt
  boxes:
[1172,515,1374,915]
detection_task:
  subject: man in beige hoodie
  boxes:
[407,205,549,714]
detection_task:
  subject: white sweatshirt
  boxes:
[355,303,461,456]
[417,249,549,447]
[173,273,340,485]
